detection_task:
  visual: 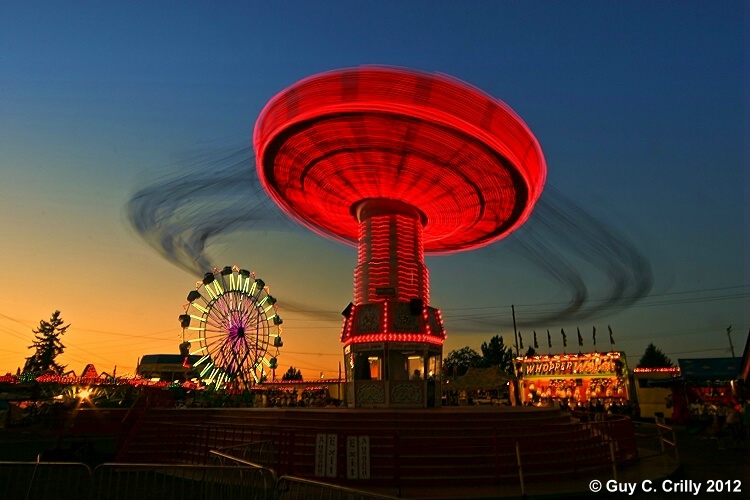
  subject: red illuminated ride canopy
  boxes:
[253,66,546,254]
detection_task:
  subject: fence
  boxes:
[117,413,641,489]
[0,462,282,500]
[0,461,91,500]
[0,459,398,500]
[1,415,654,500]
[209,449,398,500]
[633,421,680,462]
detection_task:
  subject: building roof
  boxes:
[138,354,201,366]
[677,358,741,381]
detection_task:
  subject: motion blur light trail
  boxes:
[482,184,653,327]
[127,146,286,276]
[127,147,652,327]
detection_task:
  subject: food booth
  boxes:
[514,351,630,410]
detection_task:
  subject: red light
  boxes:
[255,67,545,353]
[343,333,444,347]
[254,66,546,254]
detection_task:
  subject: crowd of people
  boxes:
[261,388,342,408]
[688,398,749,449]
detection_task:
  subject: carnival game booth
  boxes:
[673,357,742,425]
[514,352,630,410]
[137,354,202,382]
[257,379,346,407]
[443,366,515,406]
[632,367,681,420]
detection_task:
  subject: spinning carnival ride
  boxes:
[179,265,283,389]
[254,67,546,407]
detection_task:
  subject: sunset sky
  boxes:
[1,1,746,380]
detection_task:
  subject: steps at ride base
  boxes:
[117,406,634,488]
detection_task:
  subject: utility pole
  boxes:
[726,325,735,357]
[511,305,520,356]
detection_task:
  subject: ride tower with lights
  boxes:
[254,67,546,408]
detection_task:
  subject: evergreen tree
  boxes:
[282,366,303,381]
[443,346,482,377]
[637,343,673,368]
[25,310,68,374]
[480,335,515,374]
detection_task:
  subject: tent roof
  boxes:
[677,358,741,381]
[448,366,514,391]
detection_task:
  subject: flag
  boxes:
[608,325,615,345]
[593,326,597,346]
[533,331,539,349]
[577,328,583,347]
[518,332,524,350]
[547,330,552,348]
[561,328,567,347]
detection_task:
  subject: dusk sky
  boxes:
[1,1,746,380]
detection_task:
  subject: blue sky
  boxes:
[0,1,746,378]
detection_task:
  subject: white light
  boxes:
[191,303,209,314]
[200,362,214,377]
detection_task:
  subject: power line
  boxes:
[440,285,749,313]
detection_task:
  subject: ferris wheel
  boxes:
[179,265,283,389]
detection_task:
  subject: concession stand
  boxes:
[514,351,630,409]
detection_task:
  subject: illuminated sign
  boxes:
[632,367,681,374]
[516,352,626,378]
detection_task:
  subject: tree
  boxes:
[480,335,514,374]
[443,346,482,377]
[637,343,673,368]
[25,310,68,374]
[282,366,303,381]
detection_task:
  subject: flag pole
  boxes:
[726,326,735,357]
[512,305,520,356]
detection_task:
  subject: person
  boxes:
[725,404,743,447]
[411,369,422,380]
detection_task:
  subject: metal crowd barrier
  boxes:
[0,461,92,500]
[0,462,274,500]
[92,463,273,500]
[276,475,400,500]
[633,421,680,462]
[209,449,399,500]
[214,439,277,468]
[0,458,398,500]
